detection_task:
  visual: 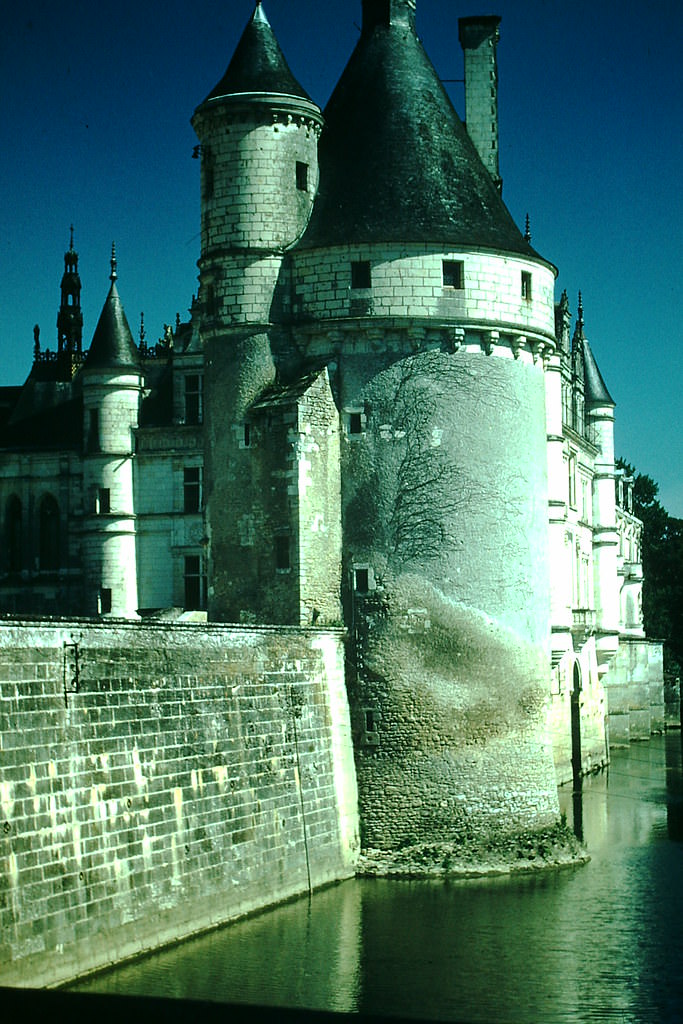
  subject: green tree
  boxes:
[617,459,683,674]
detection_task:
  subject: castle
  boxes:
[0,0,665,877]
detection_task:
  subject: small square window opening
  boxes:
[442,260,464,289]
[351,261,371,289]
[349,412,363,434]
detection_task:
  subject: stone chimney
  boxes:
[458,15,502,192]
[362,0,416,33]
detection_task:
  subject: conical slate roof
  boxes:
[204,3,311,103]
[84,269,139,372]
[301,11,534,252]
[582,338,615,407]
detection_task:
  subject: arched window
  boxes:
[6,496,22,572]
[39,494,60,571]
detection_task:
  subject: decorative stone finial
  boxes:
[577,290,584,329]
[110,242,118,282]
[253,1,268,24]
[69,224,75,251]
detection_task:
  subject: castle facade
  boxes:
[0,1,664,854]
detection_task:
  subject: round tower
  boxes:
[191,2,323,618]
[290,0,563,864]
[577,301,620,667]
[80,246,142,618]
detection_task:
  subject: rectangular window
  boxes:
[442,260,464,289]
[184,555,205,610]
[349,412,363,434]
[521,271,532,300]
[568,453,577,509]
[354,567,369,593]
[184,374,203,425]
[243,422,251,448]
[99,588,112,614]
[275,534,291,572]
[296,161,308,191]
[87,408,100,452]
[351,260,371,289]
[183,467,201,513]
[97,488,110,514]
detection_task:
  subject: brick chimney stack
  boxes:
[458,15,502,192]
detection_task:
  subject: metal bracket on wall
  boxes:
[63,641,80,707]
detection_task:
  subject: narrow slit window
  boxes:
[275,535,291,572]
[97,488,110,515]
[443,260,464,289]
[351,261,371,289]
[296,161,308,191]
[99,588,112,614]
[521,271,532,301]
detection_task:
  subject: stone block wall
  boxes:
[292,245,555,337]
[0,620,358,987]
[605,637,665,745]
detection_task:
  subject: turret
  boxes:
[191,1,323,331]
[191,3,325,620]
[79,246,142,618]
[574,296,620,665]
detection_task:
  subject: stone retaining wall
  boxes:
[0,619,358,987]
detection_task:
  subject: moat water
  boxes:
[70,733,683,1023]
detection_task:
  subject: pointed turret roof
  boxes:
[203,3,311,103]
[300,4,540,254]
[582,339,615,407]
[83,246,140,372]
[573,294,615,407]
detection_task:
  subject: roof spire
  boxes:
[110,242,118,283]
[253,0,268,23]
[576,291,584,334]
[524,213,531,243]
[69,223,75,251]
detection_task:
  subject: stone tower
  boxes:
[191,2,329,624]
[80,247,142,618]
[198,1,565,864]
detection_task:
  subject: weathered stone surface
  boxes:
[0,620,358,987]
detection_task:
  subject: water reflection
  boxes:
[71,734,683,1023]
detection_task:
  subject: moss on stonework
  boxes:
[356,822,588,879]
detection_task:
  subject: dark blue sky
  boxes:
[1,1,681,514]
